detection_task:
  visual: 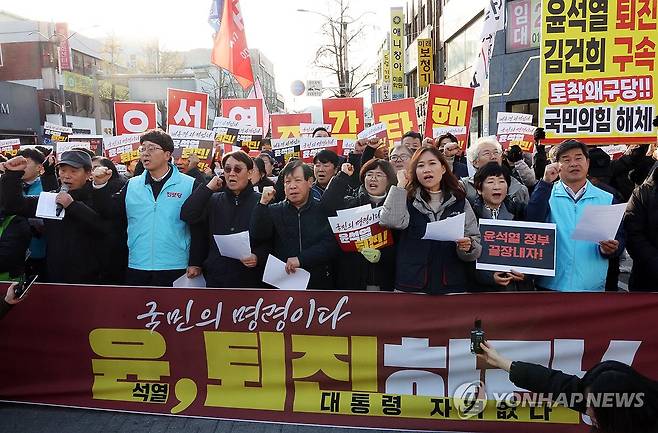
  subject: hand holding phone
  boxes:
[470,319,486,354]
[13,274,38,300]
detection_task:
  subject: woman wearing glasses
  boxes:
[181,150,267,288]
[319,158,399,291]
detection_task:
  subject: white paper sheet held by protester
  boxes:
[35,192,64,220]
[336,204,372,216]
[571,203,627,243]
[173,273,207,288]
[422,212,465,241]
[213,231,252,260]
[262,255,310,291]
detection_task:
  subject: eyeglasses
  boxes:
[365,172,387,180]
[389,154,410,163]
[138,145,163,153]
[224,165,244,174]
[479,150,502,159]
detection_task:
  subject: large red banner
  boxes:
[425,84,475,149]
[270,113,312,139]
[114,102,158,136]
[372,98,419,144]
[211,0,254,89]
[1,284,657,432]
[221,98,264,130]
[167,89,209,130]
[322,98,365,139]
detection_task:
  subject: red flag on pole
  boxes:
[211,0,254,89]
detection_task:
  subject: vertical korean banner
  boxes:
[372,99,419,145]
[425,84,475,151]
[390,7,405,100]
[167,89,209,130]
[505,0,541,53]
[55,22,72,71]
[540,0,658,145]
[382,34,392,101]
[270,113,312,139]
[322,98,365,139]
[417,39,433,90]
[114,102,158,136]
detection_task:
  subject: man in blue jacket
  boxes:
[526,140,625,292]
[92,129,205,287]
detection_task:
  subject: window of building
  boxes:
[445,15,483,78]
[506,100,539,126]
[470,106,483,145]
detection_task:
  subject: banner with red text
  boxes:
[1,284,657,432]
[322,98,365,139]
[372,98,419,145]
[425,85,474,151]
[271,113,312,139]
[114,102,158,136]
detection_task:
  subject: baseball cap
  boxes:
[56,150,92,170]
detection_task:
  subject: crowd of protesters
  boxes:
[1,119,658,301]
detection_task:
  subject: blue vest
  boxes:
[537,181,614,292]
[25,178,46,259]
[125,166,195,271]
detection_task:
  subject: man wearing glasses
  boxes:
[92,129,206,287]
[462,137,530,206]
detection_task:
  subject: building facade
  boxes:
[0,12,129,135]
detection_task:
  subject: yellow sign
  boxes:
[390,7,405,100]
[417,39,433,89]
[382,38,392,101]
[539,0,657,145]
[63,71,129,101]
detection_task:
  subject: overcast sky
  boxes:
[5,0,405,110]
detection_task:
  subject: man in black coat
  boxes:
[624,144,658,292]
[250,160,339,289]
[0,151,108,284]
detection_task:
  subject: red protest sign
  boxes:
[1,283,657,433]
[372,98,419,143]
[270,113,312,139]
[322,97,364,139]
[114,102,158,136]
[425,84,474,150]
[299,137,339,163]
[221,98,264,130]
[167,89,209,130]
[0,138,21,158]
[496,123,537,152]
[328,207,394,252]
[103,134,142,164]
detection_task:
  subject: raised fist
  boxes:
[543,162,560,183]
[3,156,28,172]
[341,163,354,176]
[260,185,276,205]
[92,166,113,185]
[207,176,224,192]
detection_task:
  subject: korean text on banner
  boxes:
[382,36,392,102]
[477,219,557,276]
[221,98,264,130]
[299,137,339,162]
[328,206,394,253]
[104,134,142,164]
[372,99,419,144]
[322,98,365,139]
[539,0,658,145]
[3,283,656,432]
[271,113,312,139]
[496,123,537,152]
[417,39,433,89]
[425,84,474,151]
[0,139,21,158]
[169,125,216,170]
[114,102,158,136]
[167,88,209,130]
[390,7,405,100]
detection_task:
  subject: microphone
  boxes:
[56,183,69,217]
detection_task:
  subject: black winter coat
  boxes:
[0,212,31,278]
[99,175,128,284]
[180,184,267,288]
[250,197,339,289]
[319,172,396,291]
[624,168,658,291]
[1,171,109,284]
